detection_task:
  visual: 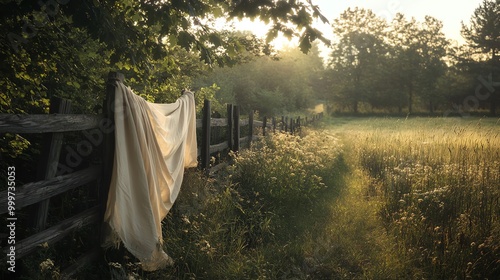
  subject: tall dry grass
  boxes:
[341,117,500,278]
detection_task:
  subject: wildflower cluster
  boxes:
[231,129,341,207]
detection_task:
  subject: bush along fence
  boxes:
[0,72,322,276]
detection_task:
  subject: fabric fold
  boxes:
[102,82,197,271]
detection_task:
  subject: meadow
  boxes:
[30,117,499,279]
[330,116,500,279]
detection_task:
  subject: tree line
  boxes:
[1,1,497,117]
[193,0,499,116]
[317,1,499,115]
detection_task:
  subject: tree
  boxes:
[0,0,333,118]
[327,8,388,113]
[388,14,422,114]
[387,14,448,113]
[194,44,324,116]
[3,0,329,66]
[461,0,500,114]
[417,16,449,113]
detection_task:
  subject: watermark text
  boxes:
[6,166,17,273]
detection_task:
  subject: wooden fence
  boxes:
[0,72,322,276]
[0,72,120,277]
[198,99,322,175]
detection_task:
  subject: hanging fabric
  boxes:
[102,82,197,271]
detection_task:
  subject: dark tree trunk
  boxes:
[408,84,413,114]
[490,50,497,115]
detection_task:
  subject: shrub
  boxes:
[230,129,341,210]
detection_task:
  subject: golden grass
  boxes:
[330,117,500,279]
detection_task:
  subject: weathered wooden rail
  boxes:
[0,72,120,278]
[0,71,322,276]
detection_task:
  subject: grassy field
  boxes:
[328,116,500,279]
[25,117,499,279]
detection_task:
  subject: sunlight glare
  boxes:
[214,17,299,51]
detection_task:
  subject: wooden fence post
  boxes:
[32,97,72,230]
[100,72,124,222]
[201,99,211,169]
[272,117,276,133]
[248,110,254,147]
[227,104,234,151]
[262,116,267,137]
[233,105,240,152]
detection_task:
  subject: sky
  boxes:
[229,0,485,55]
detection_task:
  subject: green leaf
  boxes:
[178,31,195,49]
[282,28,295,40]
[266,28,278,43]
[212,6,224,18]
[168,34,178,46]
[209,33,222,47]
[131,14,142,22]
[227,45,236,57]
[299,34,311,54]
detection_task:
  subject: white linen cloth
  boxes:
[102,82,197,271]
